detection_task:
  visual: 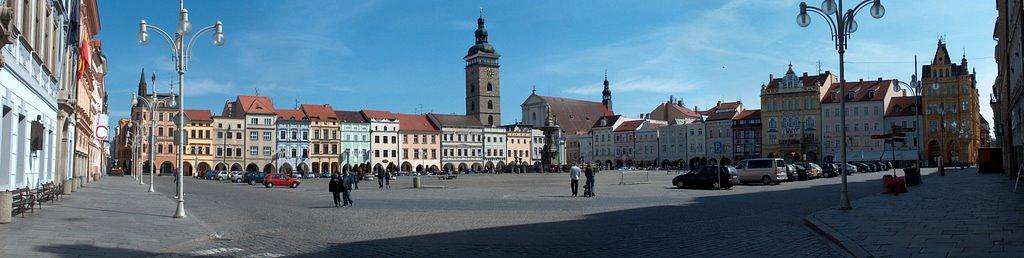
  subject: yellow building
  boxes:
[301,104,341,174]
[760,64,835,162]
[183,110,214,175]
[921,40,981,166]
[503,124,533,172]
[397,113,441,172]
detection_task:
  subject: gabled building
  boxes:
[821,78,903,162]
[396,113,440,173]
[760,65,835,162]
[301,104,339,174]
[213,114,245,172]
[275,109,310,175]
[884,96,922,166]
[590,115,631,168]
[361,109,400,173]
[225,95,277,173]
[183,109,214,176]
[920,40,982,166]
[503,123,534,171]
[428,113,484,172]
[732,109,762,162]
[704,101,743,165]
[335,110,371,172]
[685,119,707,168]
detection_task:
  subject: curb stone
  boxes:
[804,213,871,258]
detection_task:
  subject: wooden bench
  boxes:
[11,187,36,218]
[37,182,59,203]
[437,174,458,180]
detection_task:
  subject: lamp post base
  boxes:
[173,200,186,218]
[148,184,155,192]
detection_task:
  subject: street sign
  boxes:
[893,127,916,133]
[870,133,893,139]
[885,138,906,143]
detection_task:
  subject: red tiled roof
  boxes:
[884,96,921,117]
[706,111,738,121]
[427,113,483,128]
[614,120,644,132]
[300,104,338,122]
[821,79,896,103]
[591,115,622,129]
[334,110,367,123]
[765,71,833,91]
[183,109,212,122]
[236,95,276,115]
[276,109,306,121]
[649,102,700,120]
[733,109,761,120]
[535,95,614,134]
[360,109,397,120]
[396,113,438,132]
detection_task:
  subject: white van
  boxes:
[736,158,788,185]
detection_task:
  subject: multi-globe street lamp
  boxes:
[137,0,224,218]
[796,0,885,210]
[131,82,175,193]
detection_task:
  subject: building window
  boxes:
[250,146,258,155]
[264,147,272,156]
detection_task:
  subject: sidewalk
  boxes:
[807,168,1024,257]
[0,176,214,257]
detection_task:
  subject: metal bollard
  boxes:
[413,177,422,188]
[0,192,12,224]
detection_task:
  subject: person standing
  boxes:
[569,164,581,197]
[384,170,392,189]
[340,170,354,207]
[583,165,596,197]
[329,174,342,207]
[352,168,360,190]
[377,169,385,190]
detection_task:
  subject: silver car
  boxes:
[228,171,244,182]
[215,170,230,181]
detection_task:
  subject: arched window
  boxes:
[487,100,493,109]
[487,83,493,92]
[488,115,493,126]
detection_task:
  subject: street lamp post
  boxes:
[138,0,225,218]
[132,82,173,193]
[796,0,885,210]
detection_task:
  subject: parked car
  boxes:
[263,173,300,188]
[229,171,244,182]
[736,158,788,185]
[215,170,230,181]
[842,163,858,174]
[794,162,822,180]
[820,163,838,178]
[672,165,738,190]
[243,171,268,185]
[851,162,870,173]
[785,164,799,181]
[203,170,218,180]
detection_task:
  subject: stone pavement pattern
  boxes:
[0,176,212,257]
[150,170,926,257]
[809,168,1024,257]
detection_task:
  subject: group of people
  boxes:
[328,171,357,207]
[569,164,597,197]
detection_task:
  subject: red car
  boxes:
[263,173,300,188]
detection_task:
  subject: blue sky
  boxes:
[100,0,998,126]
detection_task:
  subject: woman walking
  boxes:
[329,174,343,207]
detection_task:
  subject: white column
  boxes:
[0,106,11,191]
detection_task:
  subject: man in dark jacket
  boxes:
[583,165,596,197]
[340,170,355,206]
[377,168,386,190]
[329,174,342,207]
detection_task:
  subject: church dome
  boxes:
[468,43,496,55]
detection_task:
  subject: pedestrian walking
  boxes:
[340,170,355,207]
[377,169,385,190]
[570,164,581,197]
[329,174,343,207]
[352,168,360,190]
[583,165,596,197]
[384,170,392,189]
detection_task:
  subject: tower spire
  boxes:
[138,68,148,95]
[602,71,613,111]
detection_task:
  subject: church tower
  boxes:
[602,72,613,111]
[138,68,148,96]
[465,8,501,127]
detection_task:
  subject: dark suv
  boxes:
[243,171,268,185]
[672,165,738,190]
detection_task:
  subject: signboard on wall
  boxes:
[95,114,109,142]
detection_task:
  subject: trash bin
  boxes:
[904,168,921,186]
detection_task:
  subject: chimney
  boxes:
[769,73,774,81]
[877,77,882,82]
[669,95,675,103]
[803,72,808,77]
[677,100,683,106]
[859,79,864,83]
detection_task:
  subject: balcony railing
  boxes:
[2,36,59,105]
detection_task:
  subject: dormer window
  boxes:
[866,90,875,99]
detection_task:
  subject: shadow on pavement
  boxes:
[34,244,161,258]
[281,172,944,257]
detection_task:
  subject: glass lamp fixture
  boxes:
[213,21,225,46]
[177,8,191,35]
[870,0,885,19]
[797,2,811,27]
[138,20,149,45]
[821,0,837,15]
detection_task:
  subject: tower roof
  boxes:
[138,68,147,94]
[466,8,497,57]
